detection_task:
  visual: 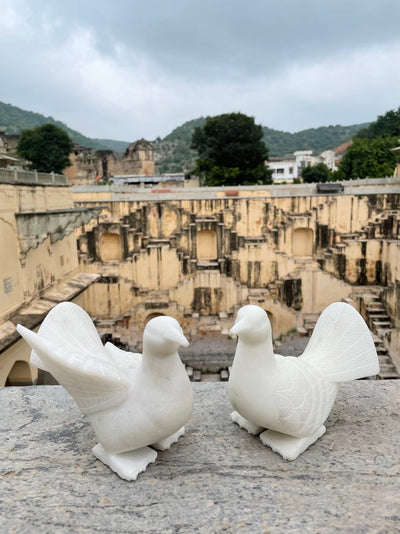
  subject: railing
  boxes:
[0,167,68,186]
[72,176,400,202]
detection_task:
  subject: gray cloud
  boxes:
[1,0,400,140]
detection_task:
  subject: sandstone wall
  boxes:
[74,185,400,356]
[0,182,80,322]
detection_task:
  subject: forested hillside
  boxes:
[0,101,369,173]
[0,101,129,152]
[153,118,369,173]
[154,118,206,173]
[263,123,369,155]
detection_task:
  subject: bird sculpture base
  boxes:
[92,427,186,480]
[259,426,326,461]
[152,426,186,450]
[92,444,157,481]
[231,411,264,435]
[231,411,326,461]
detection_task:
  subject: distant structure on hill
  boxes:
[0,132,19,155]
[0,132,23,168]
[64,138,156,185]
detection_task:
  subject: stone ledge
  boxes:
[1,381,399,533]
[0,273,100,353]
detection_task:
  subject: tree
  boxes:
[338,136,397,179]
[17,123,73,173]
[301,162,330,183]
[191,112,272,186]
[356,107,400,139]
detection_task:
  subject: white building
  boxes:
[318,150,337,172]
[268,155,298,183]
[267,148,339,184]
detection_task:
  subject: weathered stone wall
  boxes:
[64,148,97,185]
[73,183,400,355]
[0,174,102,386]
[0,182,81,321]
[65,139,155,185]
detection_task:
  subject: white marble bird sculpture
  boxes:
[228,302,379,460]
[17,302,192,480]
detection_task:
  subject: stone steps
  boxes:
[360,294,400,379]
[186,366,231,382]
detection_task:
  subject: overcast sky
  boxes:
[1,0,400,141]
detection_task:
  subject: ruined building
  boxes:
[0,132,19,156]
[65,139,155,185]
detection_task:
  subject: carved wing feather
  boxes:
[104,342,142,370]
[17,324,129,415]
[275,357,336,436]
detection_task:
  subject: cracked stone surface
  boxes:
[1,382,399,533]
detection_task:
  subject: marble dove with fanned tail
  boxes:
[228,302,379,460]
[17,301,192,480]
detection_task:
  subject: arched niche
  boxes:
[145,312,166,324]
[5,361,34,386]
[293,228,313,257]
[197,230,217,260]
[99,232,122,262]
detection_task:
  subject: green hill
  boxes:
[154,117,206,173]
[0,101,370,173]
[0,101,129,152]
[153,118,369,173]
[263,123,370,156]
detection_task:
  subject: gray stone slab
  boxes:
[1,382,399,533]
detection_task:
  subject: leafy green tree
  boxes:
[191,112,272,186]
[17,123,73,173]
[338,136,398,179]
[301,162,330,183]
[356,107,400,139]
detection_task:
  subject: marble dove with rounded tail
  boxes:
[228,302,379,461]
[17,302,193,480]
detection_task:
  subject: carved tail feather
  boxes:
[300,302,379,382]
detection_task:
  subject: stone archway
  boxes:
[145,312,166,325]
[197,230,217,260]
[293,228,313,257]
[99,232,122,261]
[5,361,34,386]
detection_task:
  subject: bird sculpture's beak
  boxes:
[166,329,190,348]
[229,318,246,337]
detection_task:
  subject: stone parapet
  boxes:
[1,381,399,532]
[0,168,67,186]
[73,176,400,201]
